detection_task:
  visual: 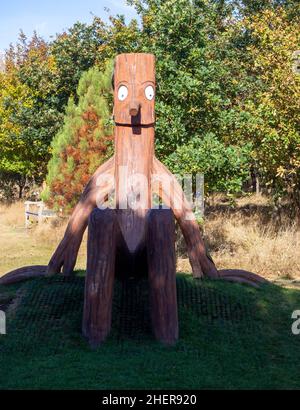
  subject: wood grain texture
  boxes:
[147,209,178,345]
[113,53,155,126]
[46,52,267,292]
[152,157,219,279]
[115,125,154,253]
[47,156,115,275]
[82,209,117,347]
[0,266,47,285]
[218,269,268,284]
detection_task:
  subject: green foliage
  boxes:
[95,15,141,71]
[124,0,255,195]
[0,0,299,206]
[245,8,300,203]
[127,0,300,204]
[0,22,106,198]
[234,0,299,16]
[0,33,62,191]
[215,6,300,205]
[50,20,106,108]
[43,63,114,212]
[166,133,252,195]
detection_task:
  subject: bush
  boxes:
[165,133,252,196]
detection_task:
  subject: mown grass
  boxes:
[0,273,300,390]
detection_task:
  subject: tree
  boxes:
[0,58,37,198]
[94,15,141,71]
[0,33,63,191]
[166,133,252,195]
[0,22,107,199]
[43,63,114,212]
[233,0,299,17]
[242,7,300,206]
[124,0,253,193]
[51,19,107,109]
[215,6,300,205]
[2,0,299,205]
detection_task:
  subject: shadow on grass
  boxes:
[0,273,299,389]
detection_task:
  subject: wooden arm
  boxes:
[47,156,115,275]
[152,157,219,278]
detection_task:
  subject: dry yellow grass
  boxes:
[0,201,25,227]
[0,202,87,276]
[177,194,300,282]
[1,195,299,282]
[205,215,300,282]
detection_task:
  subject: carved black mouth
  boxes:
[115,123,154,127]
[115,123,155,135]
[114,109,155,129]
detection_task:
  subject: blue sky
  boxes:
[0,0,138,51]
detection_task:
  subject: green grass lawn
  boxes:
[0,274,300,390]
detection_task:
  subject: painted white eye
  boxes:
[118,85,128,101]
[145,85,155,100]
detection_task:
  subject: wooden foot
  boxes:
[82,208,117,348]
[147,209,178,345]
[0,266,47,285]
[217,269,268,287]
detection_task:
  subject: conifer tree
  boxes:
[42,63,113,212]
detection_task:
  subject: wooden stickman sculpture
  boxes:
[47,53,221,281]
[0,53,266,345]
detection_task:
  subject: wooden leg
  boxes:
[82,208,117,348]
[147,209,178,345]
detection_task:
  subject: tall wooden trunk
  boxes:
[114,125,154,253]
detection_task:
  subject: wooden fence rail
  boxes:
[24,201,56,228]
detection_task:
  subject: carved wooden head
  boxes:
[113,53,156,126]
